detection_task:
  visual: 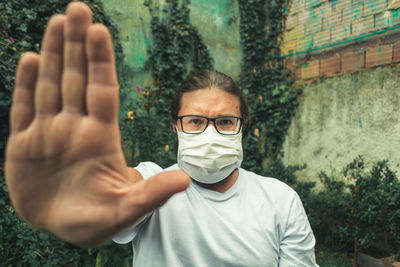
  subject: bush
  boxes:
[305,156,400,258]
[307,170,354,251]
[345,156,400,257]
[268,156,400,261]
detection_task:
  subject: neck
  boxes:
[193,168,239,193]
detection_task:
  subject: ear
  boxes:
[171,122,177,133]
[172,122,179,151]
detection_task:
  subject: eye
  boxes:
[217,118,234,126]
[188,118,204,125]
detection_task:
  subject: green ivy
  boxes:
[237,0,300,173]
[120,0,300,173]
[119,0,213,167]
[0,1,131,265]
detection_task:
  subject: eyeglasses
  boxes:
[177,115,243,135]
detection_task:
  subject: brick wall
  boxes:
[282,0,400,81]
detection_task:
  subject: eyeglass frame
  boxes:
[176,115,244,135]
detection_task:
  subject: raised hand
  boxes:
[5,2,189,247]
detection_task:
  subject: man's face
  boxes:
[174,87,242,132]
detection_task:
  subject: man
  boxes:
[5,2,318,266]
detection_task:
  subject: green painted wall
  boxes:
[101,0,242,94]
[282,0,400,56]
[189,0,241,74]
[102,0,153,93]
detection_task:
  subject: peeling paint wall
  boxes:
[190,1,241,75]
[102,0,153,91]
[282,0,400,56]
[101,0,242,93]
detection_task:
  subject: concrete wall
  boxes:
[282,64,400,183]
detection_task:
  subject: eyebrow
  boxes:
[182,113,239,117]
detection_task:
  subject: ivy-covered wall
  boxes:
[100,0,297,170]
[101,0,242,95]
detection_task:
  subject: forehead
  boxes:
[178,87,241,117]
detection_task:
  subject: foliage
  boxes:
[237,0,300,173]
[120,0,213,167]
[307,156,400,258]
[306,170,354,251]
[0,0,131,265]
[315,246,353,267]
[345,156,400,257]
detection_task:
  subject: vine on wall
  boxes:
[121,0,300,173]
[238,0,300,173]
[120,0,213,167]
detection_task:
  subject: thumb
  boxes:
[117,170,190,227]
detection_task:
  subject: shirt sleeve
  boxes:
[112,161,163,244]
[278,193,319,267]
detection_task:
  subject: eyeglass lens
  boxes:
[181,116,241,134]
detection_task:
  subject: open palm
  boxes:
[5,2,189,247]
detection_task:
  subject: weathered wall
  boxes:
[282,65,400,183]
[282,0,400,56]
[283,0,400,81]
[101,0,153,91]
[101,0,241,93]
[100,0,400,181]
[281,0,400,182]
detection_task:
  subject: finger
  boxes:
[62,2,92,114]
[141,170,191,208]
[86,24,119,123]
[35,14,65,115]
[119,170,191,225]
[11,53,40,133]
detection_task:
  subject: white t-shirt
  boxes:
[113,162,318,267]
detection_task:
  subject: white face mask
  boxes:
[176,126,243,184]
